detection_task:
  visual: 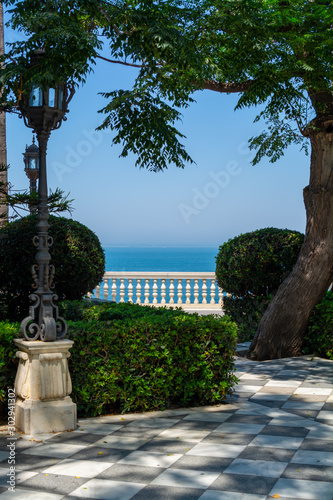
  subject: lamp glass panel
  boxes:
[49,88,56,107]
[29,87,43,107]
[29,157,38,169]
[59,87,64,110]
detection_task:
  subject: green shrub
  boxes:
[303,291,333,359]
[0,215,105,321]
[0,302,238,418]
[0,322,19,422]
[216,227,304,341]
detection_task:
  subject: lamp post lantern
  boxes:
[19,49,75,342]
[23,136,39,213]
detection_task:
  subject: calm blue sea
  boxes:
[103,247,219,272]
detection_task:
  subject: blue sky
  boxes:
[4,16,309,248]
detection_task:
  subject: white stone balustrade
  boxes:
[89,272,224,311]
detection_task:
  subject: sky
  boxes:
[4,12,310,248]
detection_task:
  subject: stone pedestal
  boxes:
[14,339,77,434]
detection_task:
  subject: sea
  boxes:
[100,247,220,304]
[103,246,220,272]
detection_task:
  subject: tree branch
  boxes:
[196,79,253,93]
[96,54,143,68]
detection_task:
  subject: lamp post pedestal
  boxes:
[13,338,77,434]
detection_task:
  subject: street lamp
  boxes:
[19,48,75,341]
[23,136,39,213]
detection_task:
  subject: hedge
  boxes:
[303,291,333,360]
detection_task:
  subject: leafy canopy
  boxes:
[1,0,333,171]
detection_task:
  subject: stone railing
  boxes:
[89,271,224,311]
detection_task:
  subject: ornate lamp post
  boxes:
[18,49,75,342]
[23,136,39,213]
[13,49,77,435]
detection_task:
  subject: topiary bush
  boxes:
[0,302,238,418]
[303,291,333,359]
[0,215,105,321]
[216,227,304,341]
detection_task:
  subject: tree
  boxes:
[1,0,333,360]
[0,2,7,224]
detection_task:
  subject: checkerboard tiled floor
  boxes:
[0,347,332,499]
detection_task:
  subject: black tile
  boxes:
[96,464,163,482]
[131,485,203,500]
[201,432,255,446]
[300,439,333,452]
[165,421,221,432]
[259,425,309,438]
[209,472,278,495]
[46,432,102,445]
[282,463,333,481]
[17,472,88,495]
[171,455,233,472]
[138,438,195,454]
[0,454,63,472]
[224,414,271,425]
[69,446,130,463]
[238,446,295,462]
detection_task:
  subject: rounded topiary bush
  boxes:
[216,227,304,341]
[0,215,105,321]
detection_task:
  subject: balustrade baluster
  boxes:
[111,278,117,302]
[136,278,142,304]
[95,284,100,299]
[103,277,109,300]
[169,279,175,304]
[218,288,223,307]
[210,279,216,305]
[144,279,150,304]
[119,278,125,303]
[185,279,191,304]
[161,279,166,305]
[202,279,207,304]
[128,279,133,303]
[194,279,199,304]
[177,279,183,305]
[153,279,158,304]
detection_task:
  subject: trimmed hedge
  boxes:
[0,215,105,321]
[303,291,333,360]
[0,302,238,418]
[216,227,304,341]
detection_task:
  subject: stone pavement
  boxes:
[0,345,332,500]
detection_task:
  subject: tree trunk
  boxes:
[248,118,333,360]
[0,3,8,225]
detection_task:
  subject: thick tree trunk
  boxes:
[248,118,333,360]
[0,3,8,225]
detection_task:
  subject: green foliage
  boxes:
[303,291,333,360]
[3,0,333,170]
[216,228,304,340]
[0,321,19,404]
[0,215,105,321]
[0,302,238,418]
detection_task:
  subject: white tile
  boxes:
[43,458,112,477]
[93,436,148,450]
[118,450,182,467]
[293,387,332,395]
[75,423,123,435]
[317,411,333,421]
[21,443,86,458]
[69,478,144,500]
[158,428,208,442]
[249,435,303,450]
[200,492,267,500]
[291,450,333,466]
[269,478,333,500]
[238,373,269,381]
[0,468,38,487]
[224,458,288,477]
[214,423,265,434]
[127,418,179,429]
[265,380,302,387]
[0,488,63,499]
[186,442,245,458]
[184,412,233,423]
[305,426,333,440]
[151,468,220,489]
[234,385,260,393]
